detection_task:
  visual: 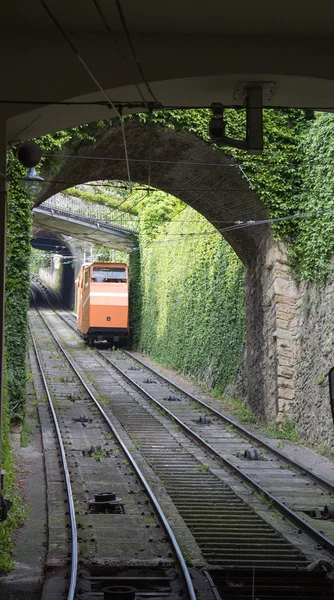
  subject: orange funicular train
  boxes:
[76,262,129,346]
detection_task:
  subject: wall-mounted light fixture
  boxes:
[17,141,44,196]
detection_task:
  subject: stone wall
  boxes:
[246,234,334,451]
[245,234,298,423]
[292,276,334,452]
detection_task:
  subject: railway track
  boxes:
[29,291,199,600]
[32,276,334,547]
[29,277,334,597]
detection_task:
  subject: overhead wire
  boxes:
[115,0,160,105]
[114,192,150,221]
[169,175,228,221]
[42,151,330,171]
[91,0,151,110]
[2,98,334,111]
[40,0,132,184]
[148,204,334,245]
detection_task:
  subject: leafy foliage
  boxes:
[288,113,334,281]
[5,150,33,418]
[132,200,245,391]
[0,383,25,572]
[135,108,312,236]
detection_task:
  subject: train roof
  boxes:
[80,261,128,269]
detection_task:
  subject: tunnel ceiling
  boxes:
[3,1,334,143]
[31,229,73,255]
[36,122,269,264]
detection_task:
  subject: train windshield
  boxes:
[92,267,127,283]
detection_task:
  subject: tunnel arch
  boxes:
[37,122,270,265]
[31,229,78,309]
[35,122,294,423]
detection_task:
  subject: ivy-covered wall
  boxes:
[0,152,32,570]
[5,151,33,418]
[133,202,245,392]
[289,112,334,282]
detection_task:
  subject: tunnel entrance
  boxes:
[31,230,75,309]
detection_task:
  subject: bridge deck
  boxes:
[33,205,138,252]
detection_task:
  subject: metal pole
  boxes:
[0,118,7,490]
[328,367,334,424]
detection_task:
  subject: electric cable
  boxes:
[149,205,334,244]
[1,98,333,111]
[40,0,132,183]
[42,151,329,171]
[115,0,160,105]
[92,0,151,110]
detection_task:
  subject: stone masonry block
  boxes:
[277,376,295,389]
[277,386,295,400]
[277,365,294,378]
[274,278,299,299]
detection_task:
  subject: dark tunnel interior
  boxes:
[31,231,75,309]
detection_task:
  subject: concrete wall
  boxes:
[39,255,62,290]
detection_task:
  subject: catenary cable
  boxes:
[40,0,132,183]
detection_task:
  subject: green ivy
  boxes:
[288,113,334,281]
[0,384,25,571]
[64,186,140,217]
[135,108,312,238]
[133,202,245,391]
[5,150,33,418]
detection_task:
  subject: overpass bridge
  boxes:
[32,193,138,252]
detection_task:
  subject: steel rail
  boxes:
[30,301,197,600]
[98,350,334,555]
[121,350,334,495]
[29,290,78,600]
[30,276,334,495]
[30,278,334,553]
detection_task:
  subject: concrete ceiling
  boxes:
[3,1,334,143]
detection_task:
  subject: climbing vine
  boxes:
[288,113,334,282]
[5,151,33,418]
[131,197,245,391]
[135,108,312,238]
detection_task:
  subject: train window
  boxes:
[92,267,127,283]
[84,270,89,287]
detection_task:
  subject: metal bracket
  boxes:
[233,81,277,104]
[209,85,265,154]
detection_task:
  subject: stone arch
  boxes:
[38,122,269,263]
[36,122,296,422]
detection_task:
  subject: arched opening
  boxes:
[36,122,274,417]
[31,229,76,309]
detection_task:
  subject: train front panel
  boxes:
[76,262,129,345]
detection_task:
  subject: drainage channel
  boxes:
[29,303,197,600]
